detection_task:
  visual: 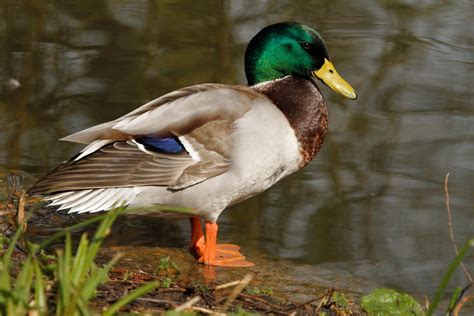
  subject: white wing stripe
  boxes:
[48,189,92,206]
[57,189,105,210]
[71,189,116,213]
[82,188,119,213]
[45,188,138,214]
[178,136,201,161]
[92,190,124,213]
[47,191,75,201]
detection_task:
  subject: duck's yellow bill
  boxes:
[312,58,357,100]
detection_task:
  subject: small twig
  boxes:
[191,306,225,315]
[17,190,27,232]
[221,274,253,311]
[158,287,187,293]
[175,296,201,312]
[215,280,242,290]
[423,296,430,312]
[237,299,287,315]
[444,173,473,283]
[453,295,474,316]
[239,293,286,313]
[315,288,334,314]
[284,291,328,312]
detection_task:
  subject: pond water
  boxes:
[1,0,473,303]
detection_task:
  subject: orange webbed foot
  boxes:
[196,221,255,268]
[198,248,255,267]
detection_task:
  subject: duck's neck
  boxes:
[253,76,328,166]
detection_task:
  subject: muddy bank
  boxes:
[92,244,372,314]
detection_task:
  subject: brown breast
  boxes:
[253,76,328,167]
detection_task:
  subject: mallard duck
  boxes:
[28,22,356,267]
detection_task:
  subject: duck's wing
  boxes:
[29,84,263,196]
[61,83,256,145]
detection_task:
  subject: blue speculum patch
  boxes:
[136,136,185,154]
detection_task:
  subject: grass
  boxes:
[0,207,159,315]
[428,238,474,315]
[0,226,32,315]
[244,286,273,296]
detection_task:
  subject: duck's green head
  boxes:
[245,22,357,99]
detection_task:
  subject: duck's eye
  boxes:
[301,42,312,50]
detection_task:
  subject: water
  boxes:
[1,0,473,301]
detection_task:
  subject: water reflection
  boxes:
[1,0,473,298]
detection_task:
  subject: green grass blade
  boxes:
[428,238,474,315]
[56,249,66,316]
[103,281,159,316]
[447,286,462,313]
[0,232,17,305]
[76,294,92,316]
[88,208,122,257]
[70,210,119,302]
[72,207,123,289]
[71,234,90,287]
[77,208,122,290]
[81,254,122,301]
[67,234,93,316]
[16,256,33,287]
[58,233,76,315]
[63,233,72,290]
[3,227,23,270]
[13,256,34,310]
[33,258,47,315]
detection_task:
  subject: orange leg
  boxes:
[197,221,255,267]
[189,217,206,257]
